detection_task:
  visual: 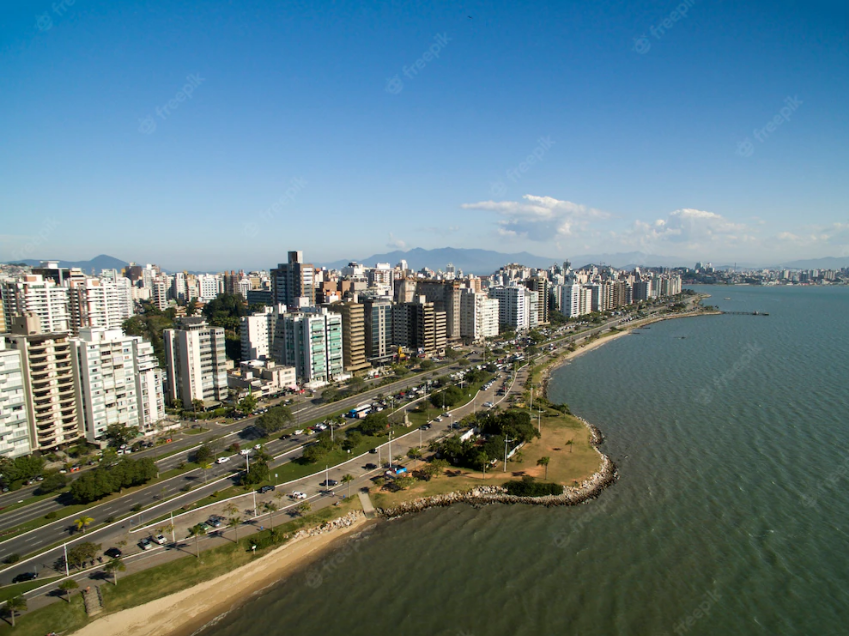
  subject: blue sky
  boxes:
[1,0,847,270]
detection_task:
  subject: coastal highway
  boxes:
[2,365,527,608]
[0,369,519,588]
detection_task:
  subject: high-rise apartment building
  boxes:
[328,302,369,373]
[273,309,343,385]
[68,277,134,335]
[0,339,32,458]
[271,251,315,308]
[488,285,529,332]
[197,274,221,302]
[393,298,447,354]
[2,275,70,334]
[240,305,282,361]
[5,314,81,451]
[362,297,394,364]
[163,317,229,409]
[525,278,550,324]
[460,289,499,342]
[415,280,461,341]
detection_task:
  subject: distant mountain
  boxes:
[6,254,129,273]
[321,247,688,274]
[770,256,849,270]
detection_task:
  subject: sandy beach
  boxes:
[72,513,370,636]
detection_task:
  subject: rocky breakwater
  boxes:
[289,511,364,541]
[377,425,617,519]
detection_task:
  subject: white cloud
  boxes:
[386,233,407,250]
[618,208,755,251]
[774,222,849,251]
[461,194,608,241]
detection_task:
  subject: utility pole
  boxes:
[503,436,514,472]
[170,512,176,544]
[63,542,69,577]
[388,432,393,468]
[252,490,257,517]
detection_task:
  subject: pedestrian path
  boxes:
[83,585,103,616]
[357,491,376,518]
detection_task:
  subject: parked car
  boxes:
[364,463,378,470]
[153,534,168,545]
[104,547,123,559]
[12,572,38,583]
[138,538,153,551]
[207,516,223,528]
[254,443,262,450]
[289,491,307,500]
[319,479,338,487]
[259,485,275,494]
[216,456,231,464]
[239,449,251,456]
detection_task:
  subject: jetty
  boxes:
[721,311,769,316]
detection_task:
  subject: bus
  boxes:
[348,403,372,419]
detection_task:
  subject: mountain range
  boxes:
[6,254,129,273]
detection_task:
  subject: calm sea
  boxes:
[200,285,849,636]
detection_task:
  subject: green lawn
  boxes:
[0,593,89,636]
[0,576,61,604]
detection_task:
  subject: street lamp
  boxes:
[503,436,514,473]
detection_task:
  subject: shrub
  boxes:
[504,478,563,497]
[3,554,20,564]
[45,511,57,520]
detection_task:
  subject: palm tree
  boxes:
[537,456,551,480]
[158,523,175,545]
[188,524,205,558]
[200,461,212,484]
[6,595,26,626]
[192,399,204,415]
[74,515,94,534]
[566,439,573,453]
[104,557,126,585]
[225,502,239,517]
[341,474,354,498]
[58,579,79,602]
[262,502,278,531]
[228,516,242,542]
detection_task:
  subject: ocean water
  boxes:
[200,285,849,636]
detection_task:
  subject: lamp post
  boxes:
[503,436,514,473]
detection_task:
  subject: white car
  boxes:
[294,429,304,435]
[289,491,307,500]
[254,443,262,450]
[240,449,251,456]
[153,534,168,545]
[216,456,231,464]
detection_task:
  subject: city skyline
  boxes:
[1,1,847,269]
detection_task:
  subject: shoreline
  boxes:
[71,512,370,636]
[69,308,712,636]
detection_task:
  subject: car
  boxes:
[207,516,222,528]
[138,538,153,551]
[198,522,212,532]
[290,491,307,500]
[239,449,251,456]
[364,463,378,470]
[259,485,275,494]
[294,429,304,435]
[12,572,38,583]
[153,534,168,545]
[216,456,231,464]
[254,444,262,450]
[368,448,378,454]
[104,547,123,559]
[319,479,338,487]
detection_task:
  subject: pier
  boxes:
[721,311,769,316]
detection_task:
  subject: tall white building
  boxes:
[560,283,585,318]
[71,328,141,442]
[163,317,229,409]
[460,289,499,342]
[488,285,529,332]
[68,277,134,335]
[2,275,70,334]
[241,305,282,361]
[0,339,32,458]
[131,337,165,433]
[197,274,221,302]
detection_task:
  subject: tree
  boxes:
[188,524,205,557]
[238,393,258,414]
[192,399,205,414]
[58,579,79,602]
[199,462,212,484]
[186,298,199,316]
[537,456,551,480]
[262,501,278,530]
[359,412,389,436]
[5,595,26,626]
[67,542,101,569]
[296,501,311,517]
[341,473,354,498]
[419,359,434,371]
[104,424,140,448]
[36,470,68,495]
[348,376,366,393]
[407,448,422,468]
[566,439,573,453]
[104,557,126,585]
[254,405,293,436]
[228,516,242,542]
[74,515,94,534]
[342,430,363,451]
[394,476,415,490]
[241,458,270,486]
[193,444,214,465]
